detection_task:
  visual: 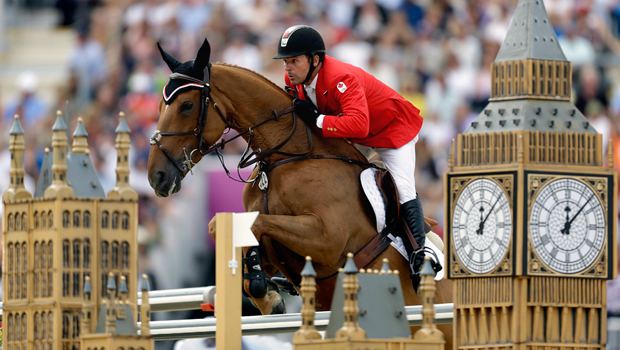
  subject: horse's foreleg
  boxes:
[252,213,345,269]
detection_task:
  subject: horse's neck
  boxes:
[212,65,367,162]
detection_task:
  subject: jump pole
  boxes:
[214,212,259,350]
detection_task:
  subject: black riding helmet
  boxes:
[273,25,325,84]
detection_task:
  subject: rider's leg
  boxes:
[374,137,426,271]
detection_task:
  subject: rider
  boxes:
[274,25,430,276]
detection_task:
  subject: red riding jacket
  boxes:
[284,55,423,148]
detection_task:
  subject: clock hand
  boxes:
[476,194,503,235]
[560,194,595,235]
[561,206,571,235]
[476,206,484,235]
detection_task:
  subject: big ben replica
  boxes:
[446,0,617,349]
[2,112,151,350]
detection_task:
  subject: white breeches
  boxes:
[374,137,418,203]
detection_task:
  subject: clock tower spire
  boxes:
[446,0,617,349]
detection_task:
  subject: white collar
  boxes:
[305,73,318,90]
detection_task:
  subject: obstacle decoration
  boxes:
[293,254,444,350]
[2,112,153,349]
[446,0,617,348]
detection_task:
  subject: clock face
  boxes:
[452,178,512,274]
[529,178,606,274]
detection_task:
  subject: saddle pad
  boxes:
[360,167,386,233]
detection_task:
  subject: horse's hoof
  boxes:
[270,294,286,314]
[249,278,268,298]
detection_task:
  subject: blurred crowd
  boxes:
[2,0,620,315]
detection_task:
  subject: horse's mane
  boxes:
[213,63,291,99]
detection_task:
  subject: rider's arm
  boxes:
[320,74,370,139]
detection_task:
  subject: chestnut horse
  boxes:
[147,39,452,344]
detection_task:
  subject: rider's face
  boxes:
[283,55,311,85]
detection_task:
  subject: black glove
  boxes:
[293,98,320,126]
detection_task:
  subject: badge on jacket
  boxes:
[336,81,347,93]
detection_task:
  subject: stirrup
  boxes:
[409,246,442,276]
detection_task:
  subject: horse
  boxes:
[147,38,453,345]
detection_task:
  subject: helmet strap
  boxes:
[302,54,316,85]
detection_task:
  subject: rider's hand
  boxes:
[293,98,320,126]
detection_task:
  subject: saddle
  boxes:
[359,167,444,279]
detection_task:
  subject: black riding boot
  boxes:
[400,197,426,287]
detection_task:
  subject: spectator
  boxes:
[68,27,107,109]
[3,72,48,127]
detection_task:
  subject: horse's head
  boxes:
[148,39,228,197]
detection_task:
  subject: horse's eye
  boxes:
[180,101,194,113]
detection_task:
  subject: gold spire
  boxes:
[413,256,444,342]
[71,117,89,154]
[108,112,138,200]
[82,275,94,335]
[293,256,322,343]
[3,115,32,202]
[140,274,151,336]
[106,272,117,334]
[335,253,366,340]
[44,110,74,199]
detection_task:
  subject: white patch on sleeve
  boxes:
[336,81,347,93]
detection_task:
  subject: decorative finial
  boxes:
[71,117,89,154]
[84,275,92,296]
[380,258,391,274]
[140,273,152,336]
[115,111,131,134]
[413,256,444,342]
[118,275,128,295]
[336,252,366,340]
[293,256,322,343]
[301,256,317,277]
[52,110,67,131]
[140,274,151,291]
[9,115,24,135]
[108,110,137,200]
[107,273,116,291]
[343,252,358,274]
[4,113,32,202]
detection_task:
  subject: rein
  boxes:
[150,69,311,179]
[151,67,373,186]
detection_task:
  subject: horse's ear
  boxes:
[157,42,181,72]
[193,38,211,72]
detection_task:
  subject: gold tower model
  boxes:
[294,255,444,350]
[2,112,152,350]
[445,0,617,349]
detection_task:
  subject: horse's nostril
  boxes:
[150,171,167,188]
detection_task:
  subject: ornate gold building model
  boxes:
[2,112,153,350]
[446,0,617,348]
[293,254,444,350]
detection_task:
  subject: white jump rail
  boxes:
[140,303,455,341]
[137,286,216,312]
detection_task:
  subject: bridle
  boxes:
[149,65,311,181]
